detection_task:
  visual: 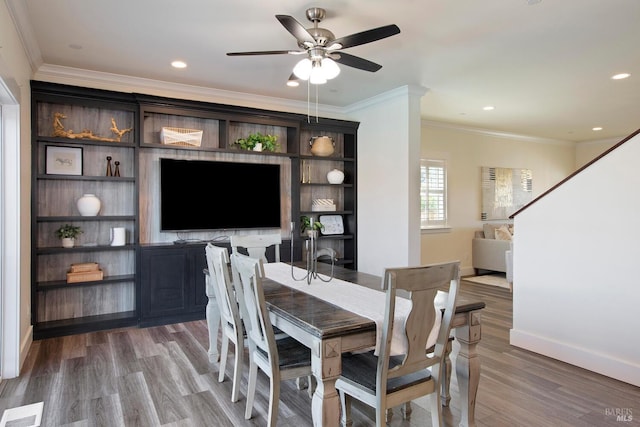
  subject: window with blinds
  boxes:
[420,159,447,228]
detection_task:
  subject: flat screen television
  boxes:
[160,158,281,231]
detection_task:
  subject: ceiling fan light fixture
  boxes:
[294,57,339,84]
[321,58,340,79]
[293,58,313,80]
[309,61,328,84]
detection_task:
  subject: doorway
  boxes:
[0,76,21,379]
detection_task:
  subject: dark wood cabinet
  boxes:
[139,244,207,326]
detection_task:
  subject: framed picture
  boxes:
[45,145,83,175]
[319,215,344,235]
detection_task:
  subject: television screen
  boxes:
[160,158,281,231]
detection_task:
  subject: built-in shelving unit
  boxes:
[297,124,358,266]
[31,81,139,339]
[31,81,359,338]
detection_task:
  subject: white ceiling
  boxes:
[11,0,640,142]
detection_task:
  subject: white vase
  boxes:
[77,193,101,216]
[61,237,75,248]
[327,169,345,184]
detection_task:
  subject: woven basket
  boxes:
[161,127,203,147]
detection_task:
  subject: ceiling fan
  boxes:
[227,7,400,84]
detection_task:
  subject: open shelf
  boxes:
[36,244,136,255]
[33,311,138,340]
[37,215,136,222]
[36,274,135,291]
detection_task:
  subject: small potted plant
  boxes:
[233,132,280,152]
[55,224,83,248]
[300,215,324,237]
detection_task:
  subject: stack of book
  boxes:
[66,262,103,283]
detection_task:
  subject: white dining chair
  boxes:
[230,233,282,263]
[231,233,316,393]
[230,252,313,427]
[334,261,460,427]
[205,243,245,402]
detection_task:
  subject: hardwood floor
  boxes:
[1,281,638,426]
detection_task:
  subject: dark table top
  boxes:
[263,263,485,341]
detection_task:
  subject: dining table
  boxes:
[257,262,485,427]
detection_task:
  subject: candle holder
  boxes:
[289,219,336,284]
[105,156,113,176]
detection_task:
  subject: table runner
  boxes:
[263,263,446,355]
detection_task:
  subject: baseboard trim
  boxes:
[461,266,475,277]
[19,325,33,375]
[510,328,640,387]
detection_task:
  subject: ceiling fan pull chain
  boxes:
[307,78,311,123]
[315,83,319,123]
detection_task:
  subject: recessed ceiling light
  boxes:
[171,60,187,69]
[592,127,603,131]
[611,73,630,80]
[483,106,495,111]
[286,80,299,87]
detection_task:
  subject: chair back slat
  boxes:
[231,234,282,263]
[378,262,460,384]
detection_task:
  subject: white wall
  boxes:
[420,122,576,275]
[348,86,425,276]
[1,0,36,375]
[575,137,619,168]
[510,133,640,387]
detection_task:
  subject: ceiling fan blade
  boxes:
[329,24,400,50]
[276,14,316,45]
[227,50,298,56]
[333,52,382,72]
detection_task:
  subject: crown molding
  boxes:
[344,85,429,115]
[422,119,575,146]
[33,64,346,119]
[5,0,43,72]
[578,136,627,146]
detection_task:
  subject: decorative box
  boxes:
[312,198,336,212]
[67,270,104,283]
[69,262,100,273]
[66,262,103,283]
[160,127,203,147]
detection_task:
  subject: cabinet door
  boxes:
[188,246,208,310]
[140,248,189,318]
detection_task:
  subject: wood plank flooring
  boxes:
[1,281,638,426]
